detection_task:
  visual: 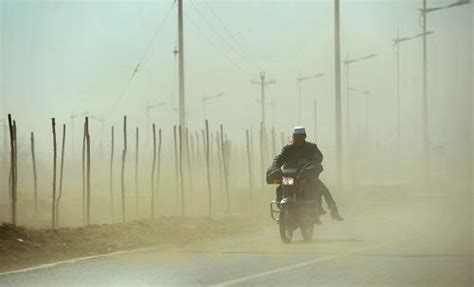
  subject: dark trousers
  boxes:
[276,179,336,210]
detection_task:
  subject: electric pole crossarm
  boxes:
[344,54,377,65]
[393,31,433,45]
[419,0,471,14]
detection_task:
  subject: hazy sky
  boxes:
[0,0,472,152]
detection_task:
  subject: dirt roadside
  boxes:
[0,217,262,273]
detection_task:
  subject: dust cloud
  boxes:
[0,0,472,282]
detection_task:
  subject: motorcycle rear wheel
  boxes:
[279,205,293,244]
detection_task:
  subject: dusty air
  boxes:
[0,0,472,286]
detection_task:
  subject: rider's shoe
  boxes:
[330,210,344,221]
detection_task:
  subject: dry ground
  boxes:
[0,217,260,272]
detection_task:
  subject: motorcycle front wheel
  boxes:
[279,205,293,244]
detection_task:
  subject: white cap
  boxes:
[293,126,306,135]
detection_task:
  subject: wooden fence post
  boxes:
[121,116,127,222]
[156,128,162,216]
[85,117,91,225]
[81,120,86,224]
[13,120,17,224]
[30,132,38,218]
[51,118,57,229]
[220,124,230,214]
[8,114,17,226]
[56,124,66,227]
[173,125,179,211]
[110,125,114,217]
[185,128,193,193]
[195,131,203,171]
[205,120,212,218]
[150,124,156,218]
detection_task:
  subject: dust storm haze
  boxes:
[0,0,472,286]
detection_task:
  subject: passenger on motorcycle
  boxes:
[266,126,343,222]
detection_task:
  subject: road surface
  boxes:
[0,189,471,286]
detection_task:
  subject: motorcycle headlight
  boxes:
[282,177,294,185]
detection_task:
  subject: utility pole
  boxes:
[296,73,325,124]
[344,53,376,150]
[393,29,433,145]
[177,0,186,128]
[344,52,375,187]
[418,0,471,182]
[251,71,275,129]
[334,0,343,193]
[422,0,429,181]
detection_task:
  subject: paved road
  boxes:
[0,190,471,286]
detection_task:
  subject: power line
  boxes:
[189,0,255,69]
[183,10,246,73]
[111,1,176,111]
[137,1,176,69]
[190,0,260,71]
[201,0,262,71]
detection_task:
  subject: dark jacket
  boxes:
[267,141,324,183]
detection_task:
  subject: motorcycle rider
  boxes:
[267,126,343,221]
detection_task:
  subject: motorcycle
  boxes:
[270,168,321,243]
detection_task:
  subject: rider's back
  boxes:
[274,142,323,176]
